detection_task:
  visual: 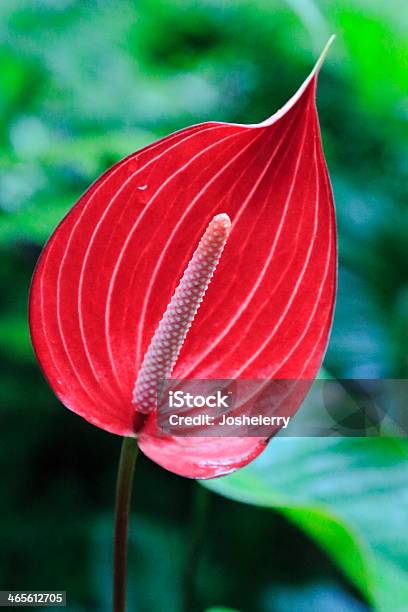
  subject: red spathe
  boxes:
[29,55,336,479]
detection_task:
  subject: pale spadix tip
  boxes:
[133,213,231,414]
[206,213,231,238]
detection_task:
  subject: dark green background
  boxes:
[0,1,407,611]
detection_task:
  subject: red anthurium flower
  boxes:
[29,39,336,479]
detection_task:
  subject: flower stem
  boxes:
[113,437,138,612]
[183,484,211,612]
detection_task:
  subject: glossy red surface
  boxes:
[29,62,336,478]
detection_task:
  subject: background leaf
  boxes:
[206,608,242,612]
[203,437,408,611]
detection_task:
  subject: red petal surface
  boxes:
[139,414,268,479]
[29,46,336,478]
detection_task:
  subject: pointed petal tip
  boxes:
[254,35,335,129]
[313,34,336,76]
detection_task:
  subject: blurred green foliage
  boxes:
[0,1,407,611]
[205,437,408,611]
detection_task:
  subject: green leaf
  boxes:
[0,196,74,246]
[0,315,32,361]
[33,130,156,174]
[202,437,408,611]
[205,608,242,612]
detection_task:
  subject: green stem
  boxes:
[183,485,211,612]
[113,437,138,612]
